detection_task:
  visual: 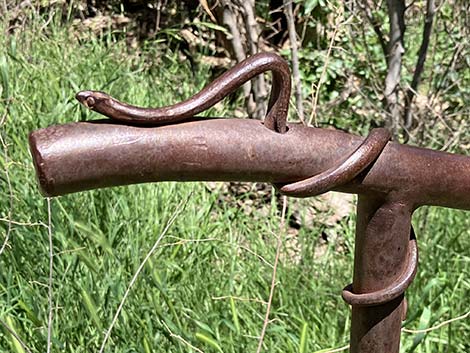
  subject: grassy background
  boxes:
[1,11,469,353]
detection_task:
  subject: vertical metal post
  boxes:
[348,195,413,352]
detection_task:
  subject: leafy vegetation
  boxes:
[0,3,469,353]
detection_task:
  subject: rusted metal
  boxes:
[75,53,291,133]
[345,197,417,352]
[28,53,470,353]
[276,128,391,197]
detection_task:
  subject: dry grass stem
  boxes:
[161,237,219,247]
[211,296,268,305]
[54,247,87,256]
[255,195,287,353]
[46,197,54,353]
[238,244,274,268]
[0,133,13,256]
[402,309,470,334]
[308,8,350,126]
[161,320,205,353]
[98,198,189,353]
[0,218,46,227]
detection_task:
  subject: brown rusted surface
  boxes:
[29,119,470,211]
[347,196,414,353]
[27,53,470,353]
[342,231,418,306]
[75,53,291,133]
[276,128,391,197]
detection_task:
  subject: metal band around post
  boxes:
[342,228,418,306]
[75,53,291,133]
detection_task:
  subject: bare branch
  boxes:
[199,0,217,23]
[357,1,388,58]
[221,0,251,97]
[284,0,305,122]
[384,0,406,137]
[432,42,464,103]
[220,0,247,64]
[219,0,255,115]
[237,0,259,57]
[236,0,268,118]
[404,0,436,129]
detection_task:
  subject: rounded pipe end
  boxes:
[28,130,56,197]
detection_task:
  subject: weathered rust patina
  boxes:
[28,53,470,353]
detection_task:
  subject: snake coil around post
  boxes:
[275,127,418,310]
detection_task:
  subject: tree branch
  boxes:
[284,0,304,122]
[404,0,436,129]
[236,0,268,118]
[384,0,406,137]
[358,1,388,59]
[219,0,255,115]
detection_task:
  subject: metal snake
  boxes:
[274,127,418,309]
[76,52,291,133]
[342,229,418,307]
[76,51,416,309]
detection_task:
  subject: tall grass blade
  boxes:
[3,316,26,353]
[195,332,224,353]
[230,297,240,335]
[0,55,9,100]
[409,306,432,352]
[299,321,308,353]
[81,289,103,332]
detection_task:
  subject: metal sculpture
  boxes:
[28,53,470,353]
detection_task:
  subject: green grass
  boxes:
[1,12,469,353]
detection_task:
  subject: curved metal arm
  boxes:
[76,53,291,133]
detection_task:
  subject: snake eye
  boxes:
[85,96,96,108]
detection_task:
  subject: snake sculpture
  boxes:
[76,52,415,307]
[76,52,291,133]
[76,52,392,197]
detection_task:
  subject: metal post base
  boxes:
[343,195,418,353]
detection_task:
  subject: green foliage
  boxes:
[289,0,469,144]
[0,5,469,353]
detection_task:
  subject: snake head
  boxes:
[76,91,110,110]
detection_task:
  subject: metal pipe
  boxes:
[348,196,414,353]
[29,119,470,212]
